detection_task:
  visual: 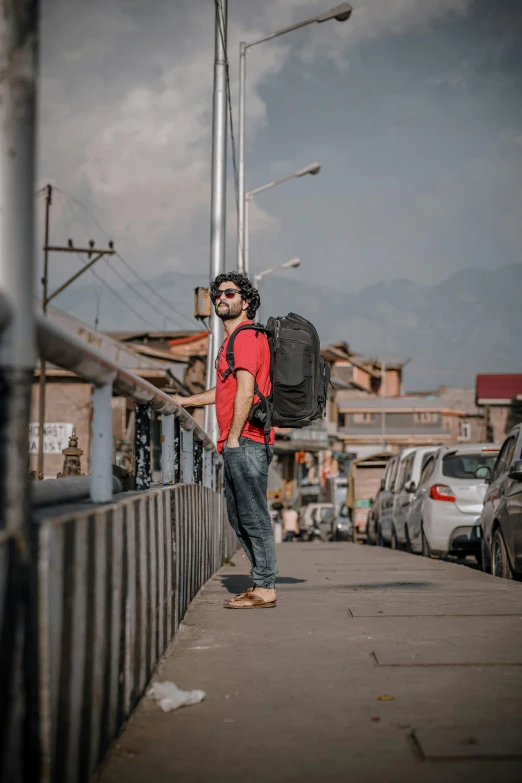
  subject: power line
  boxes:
[73,251,164,331]
[214,0,239,212]
[53,185,196,328]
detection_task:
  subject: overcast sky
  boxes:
[39,0,522,295]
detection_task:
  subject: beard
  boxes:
[215,299,244,321]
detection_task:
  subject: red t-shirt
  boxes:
[215,320,275,453]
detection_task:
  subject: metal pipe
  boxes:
[31,475,122,508]
[91,383,114,502]
[237,40,246,274]
[244,193,250,279]
[161,414,175,485]
[182,429,194,484]
[205,0,228,443]
[135,403,151,491]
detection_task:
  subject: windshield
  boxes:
[442,452,498,480]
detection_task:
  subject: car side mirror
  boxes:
[508,460,522,482]
[476,465,492,483]
[406,481,416,493]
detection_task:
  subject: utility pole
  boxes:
[36,187,114,477]
[204,0,228,443]
[381,360,386,450]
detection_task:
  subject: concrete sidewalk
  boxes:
[95,543,522,783]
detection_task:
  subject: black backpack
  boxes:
[222,313,331,444]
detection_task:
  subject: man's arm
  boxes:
[226,370,254,447]
[171,387,215,408]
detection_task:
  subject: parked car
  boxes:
[346,454,391,543]
[333,502,353,541]
[392,447,437,549]
[480,425,522,579]
[300,502,335,542]
[378,451,414,546]
[366,485,384,545]
[406,444,500,561]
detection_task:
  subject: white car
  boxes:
[392,447,437,549]
[377,454,401,545]
[406,444,500,560]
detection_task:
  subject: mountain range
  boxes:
[54,263,522,391]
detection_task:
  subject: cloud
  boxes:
[40,0,476,276]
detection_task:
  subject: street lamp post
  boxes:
[245,162,320,277]
[237,3,353,273]
[254,258,301,323]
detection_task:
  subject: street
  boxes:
[95,542,522,783]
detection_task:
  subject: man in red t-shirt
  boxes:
[174,272,278,609]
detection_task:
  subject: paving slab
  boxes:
[94,543,522,783]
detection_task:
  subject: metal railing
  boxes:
[1,312,232,783]
[36,312,221,500]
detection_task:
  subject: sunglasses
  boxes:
[211,288,241,302]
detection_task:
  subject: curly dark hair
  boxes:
[210,271,261,320]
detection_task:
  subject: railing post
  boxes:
[91,383,113,502]
[194,438,203,485]
[161,414,175,485]
[204,449,214,488]
[135,403,151,490]
[181,428,194,484]
[174,417,181,484]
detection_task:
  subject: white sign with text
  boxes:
[29,423,74,455]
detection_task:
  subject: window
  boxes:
[419,455,435,487]
[353,412,374,424]
[337,413,346,428]
[458,421,471,441]
[414,412,439,424]
[493,437,516,481]
[443,452,498,480]
[389,458,401,491]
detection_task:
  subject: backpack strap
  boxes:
[222,323,270,380]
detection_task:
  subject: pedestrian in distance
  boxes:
[173,272,277,609]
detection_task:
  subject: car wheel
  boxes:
[376,525,384,547]
[491,528,513,580]
[480,533,491,573]
[404,526,413,554]
[421,524,431,558]
[390,526,398,550]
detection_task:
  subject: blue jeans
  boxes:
[223,436,278,589]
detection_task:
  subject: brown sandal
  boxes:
[224,587,255,607]
[226,593,276,609]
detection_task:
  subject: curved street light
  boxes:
[245,162,321,276]
[237,4,353,273]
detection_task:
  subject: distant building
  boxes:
[476,374,522,442]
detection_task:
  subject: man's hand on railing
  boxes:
[171,388,216,408]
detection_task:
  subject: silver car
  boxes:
[392,447,437,549]
[376,453,401,546]
[406,444,500,560]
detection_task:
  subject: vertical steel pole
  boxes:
[90,383,113,502]
[135,403,151,490]
[181,428,194,484]
[237,41,246,274]
[37,184,51,478]
[244,192,250,279]
[0,3,39,779]
[161,414,175,485]
[204,0,228,444]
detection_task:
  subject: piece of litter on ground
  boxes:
[377,695,395,702]
[371,716,381,722]
[147,681,206,712]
